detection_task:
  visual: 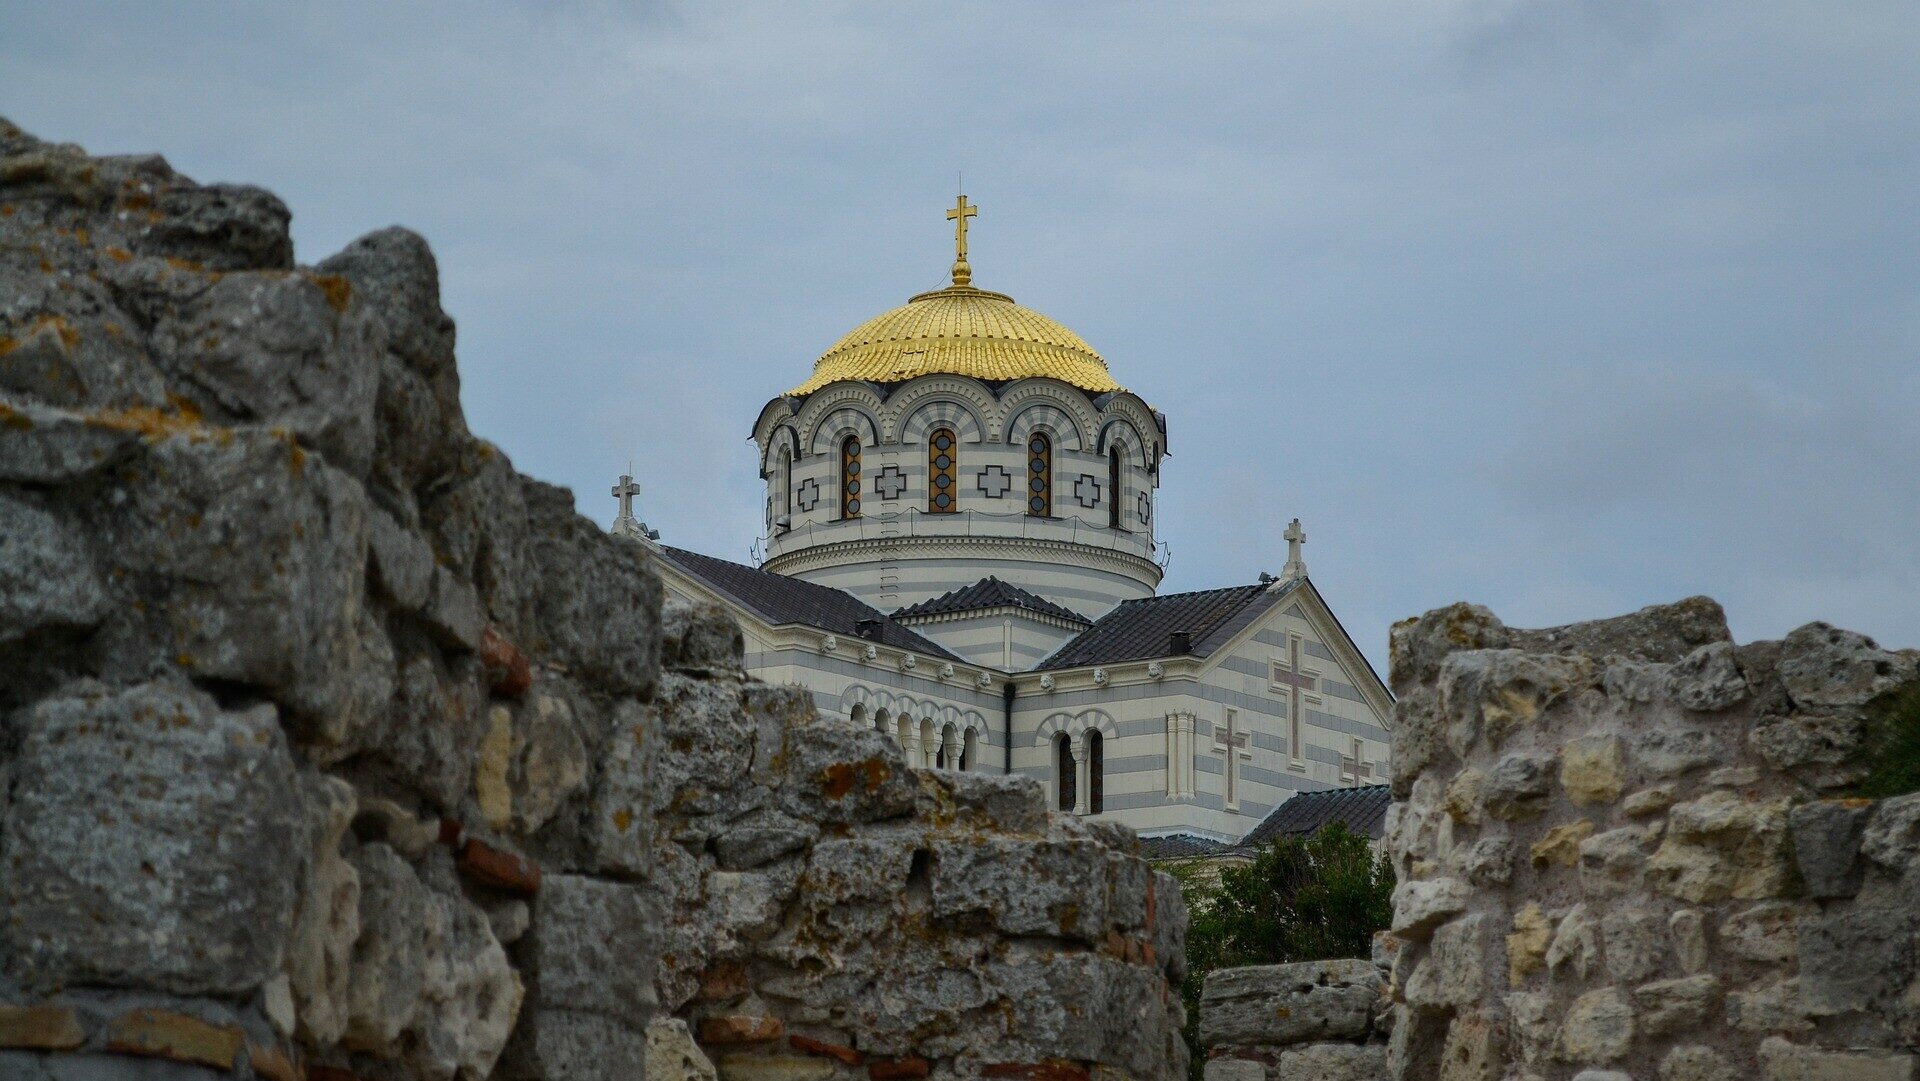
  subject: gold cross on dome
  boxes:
[946,194,978,263]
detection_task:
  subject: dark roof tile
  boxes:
[656,546,958,660]
[894,576,1089,625]
[1239,784,1392,847]
[1037,580,1295,670]
[1138,833,1229,860]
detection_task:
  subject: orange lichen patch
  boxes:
[0,204,15,217]
[120,191,153,211]
[270,427,306,475]
[0,337,15,357]
[310,273,352,313]
[164,256,204,272]
[86,397,219,444]
[821,758,891,800]
[9,314,81,353]
[0,403,31,430]
[106,246,133,263]
[612,808,633,834]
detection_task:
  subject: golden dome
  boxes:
[787,283,1123,396]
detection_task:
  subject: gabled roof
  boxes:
[1138,833,1229,860]
[1239,784,1392,847]
[655,546,959,660]
[893,576,1089,625]
[1036,579,1297,670]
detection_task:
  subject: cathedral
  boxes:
[616,197,1391,848]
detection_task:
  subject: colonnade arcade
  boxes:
[842,689,987,773]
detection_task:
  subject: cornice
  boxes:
[762,533,1163,586]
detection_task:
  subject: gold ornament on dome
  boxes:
[787,195,1124,397]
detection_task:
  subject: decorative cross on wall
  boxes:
[1212,713,1253,808]
[796,478,821,512]
[1073,474,1102,508]
[1136,491,1151,525]
[976,466,1012,498]
[875,465,908,501]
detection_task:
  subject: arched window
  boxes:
[1027,432,1053,517]
[849,703,867,726]
[1107,445,1124,531]
[1054,732,1076,811]
[840,436,862,519]
[961,727,977,771]
[1087,730,1104,814]
[928,428,958,514]
[778,446,794,524]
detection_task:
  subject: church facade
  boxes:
[620,198,1392,846]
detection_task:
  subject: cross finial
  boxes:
[946,193,978,286]
[1282,517,1307,581]
[612,473,647,542]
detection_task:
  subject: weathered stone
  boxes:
[1758,1036,1918,1081]
[1556,987,1633,1064]
[1634,727,1721,777]
[587,699,654,875]
[1750,712,1870,778]
[930,836,1111,942]
[366,502,434,609]
[0,491,108,647]
[1438,649,1594,753]
[1547,903,1601,981]
[500,1006,648,1081]
[1634,975,1719,1037]
[522,478,661,698]
[778,719,920,826]
[344,844,435,1056]
[1560,735,1626,805]
[514,689,588,834]
[0,396,140,483]
[1530,821,1594,869]
[476,703,518,830]
[1859,792,1920,872]
[1199,960,1382,1046]
[700,1016,785,1044]
[1280,1042,1389,1081]
[1669,909,1709,974]
[1647,791,1792,902]
[1777,623,1918,710]
[1510,596,1731,663]
[521,874,654,1024]
[1507,903,1552,985]
[1389,602,1511,695]
[288,773,361,1048]
[1482,752,1557,820]
[651,1018,720,1081]
[939,771,1051,835]
[1601,908,1667,982]
[1668,641,1750,711]
[1439,1011,1504,1081]
[1720,902,1802,964]
[1405,915,1488,1010]
[1202,1057,1265,1081]
[1578,825,1651,896]
[0,1005,85,1051]
[1726,980,1813,1034]
[104,1008,244,1070]
[1453,835,1517,887]
[0,681,303,997]
[1796,882,1918,1017]
[414,875,524,1081]
[1504,990,1553,1068]
[1391,877,1471,941]
[1623,784,1680,817]
[1661,1044,1741,1081]
[662,597,745,671]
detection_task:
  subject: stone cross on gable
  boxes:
[1282,517,1307,580]
[611,474,646,540]
[1212,712,1252,808]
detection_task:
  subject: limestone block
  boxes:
[1795,882,1918,1017]
[1634,727,1721,778]
[1508,596,1731,662]
[287,773,361,1047]
[1556,987,1633,1064]
[1482,753,1557,821]
[1789,800,1869,898]
[1669,910,1709,974]
[650,1017,720,1081]
[0,491,108,647]
[476,703,519,830]
[1623,784,1680,817]
[523,478,661,698]
[521,874,655,1024]
[1442,768,1486,824]
[1633,975,1720,1037]
[1390,877,1471,941]
[937,771,1051,835]
[1405,915,1489,1010]
[587,699,655,875]
[662,596,745,671]
[1578,825,1652,896]
[1720,902,1802,964]
[379,647,488,814]
[1601,908,1667,982]
[712,817,819,871]
[1661,1045,1741,1081]
[0,681,303,997]
[929,836,1110,942]
[0,396,139,484]
[1437,649,1593,753]
[1667,641,1750,712]
[514,689,588,835]
[1777,623,1918,710]
[1758,1036,1918,1081]
[1750,713,1870,779]
[1726,980,1814,1034]
[146,181,295,270]
[1203,1057,1264,1081]
[1199,959,1382,1047]
[1504,991,1554,1068]
[1507,903,1552,986]
[1859,792,1920,872]
[1647,791,1792,902]
[1152,870,1190,984]
[1560,735,1627,805]
[1547,904,1599,981]
[499,1006,647,1081]
[1530,821,1595,869]
[777,719,920,826]
[650,674,758,815]
[708,867,800,942]
[366,503,435,610]
[804,836,916,910]
[1389,687,1448,798]
[1279,1042,1388,1081]
[1453,836,1517,887]
[1439,1011,1504,1081]
[344,843,437,1056]
[1389,602,1511,694]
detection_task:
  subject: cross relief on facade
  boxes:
[1211,711,1253,809]
[1072,474,1101,508]
[976,466,1012,498]
[875,465,908,501]
[1136,490,1151,524]
[795,478,821,512]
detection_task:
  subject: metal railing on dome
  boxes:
[758,506,1170,570]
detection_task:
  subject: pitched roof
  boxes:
[1138,833,1229,860]
[893,576,1089,625]
[1036,579,1296,670]
[655,546,959,660]
[1239,784,1392,847]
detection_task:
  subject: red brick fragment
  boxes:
[697,1015,784,1044]
[249,1042,301,1081]
[456,837,542,895]
[105,1008,243,1070]
[1104,929,1128,957]
[438,817,463,846]
[983,1062,1091,1081]
[480,625,533,698]
[868,1056,932,1080]
[790,1034,865,1066]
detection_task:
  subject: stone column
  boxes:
[1072,732,1091,816]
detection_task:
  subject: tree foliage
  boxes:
[1171,823,1395,1078]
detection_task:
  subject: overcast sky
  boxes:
[7,2,1917,668]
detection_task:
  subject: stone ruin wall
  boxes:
[0,119,1187,1081]
[1199,597,1920,1081]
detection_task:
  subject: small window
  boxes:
[1027,432,1053,517]
[1054,732,1076,811]
[1107,445,1124,530]
[840,436,862,519]
[928,428,958,514]
[1087,730,1104,815]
